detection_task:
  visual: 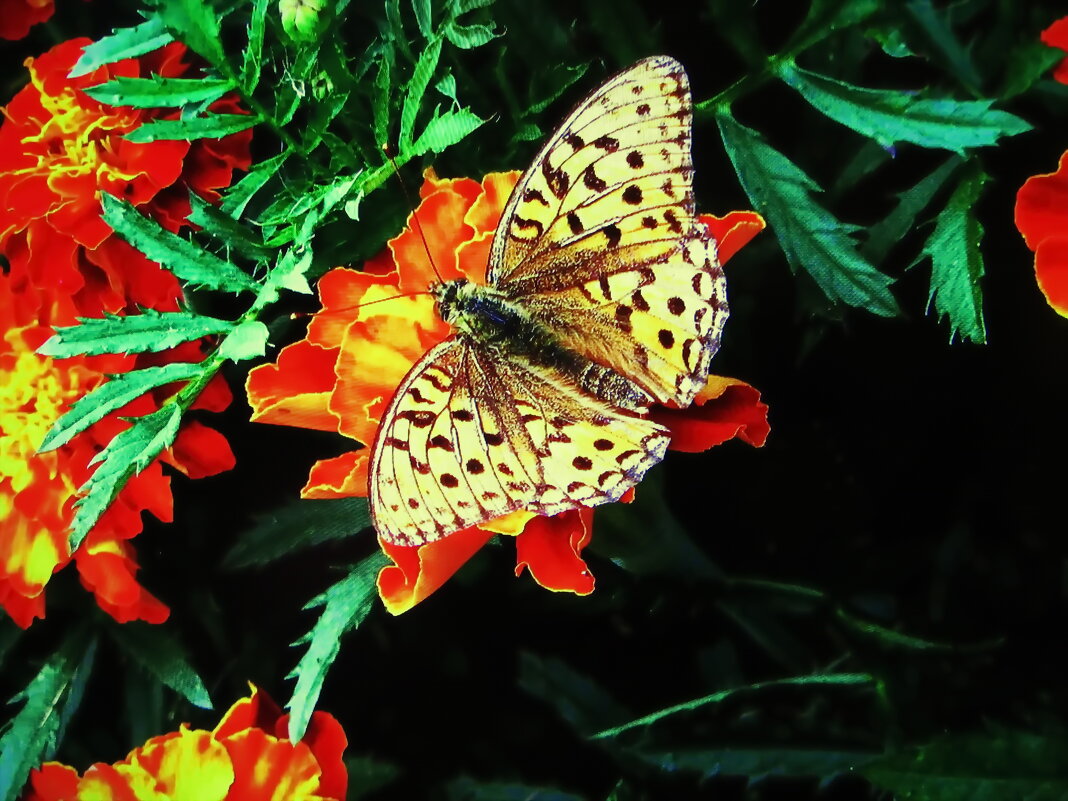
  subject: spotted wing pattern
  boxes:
[369,338,670,547]
[488,55,726,407]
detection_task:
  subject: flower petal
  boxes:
[514,508,595,594]
[700,210,766,265]
[1041,16,1068,84]
[377,526,495,614]
[301,451,369,500]
[654,375,771,452]
[1015,151,1068,251]
[247,340,339,431]
[165,421,237,479]
[1034,236,1068,317]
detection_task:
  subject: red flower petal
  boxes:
[166,421,237,479]
[377,526,495,615]
[700,210,766,266]
[1041,16,1068,84]
[247,340,339,432]
[655,375,771,452]
[1015,151,1068,251]
[1034,236,1068,317]
[278,711,348,800]
[514,508,596,595]
[215,684,283,739]
[301,451,369,500]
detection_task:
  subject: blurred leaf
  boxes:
[706,0,764,67]
[287,552,388,742]
[0,634,95,801]
[109,623,212,710]
[101,194,258,293]
[83,75,233,108]
[787,0,880,52]
[151,0,225,65]
[125,113,259,143]
[412,0,432,38]
[218,320,269,361]
[1000,41,1064,99]
[912,167,988,343]
[863,732,1068,800]
[37,362,202,454]
[717,112,899,316]
[38,311,233,359]
[221,150,291,218]
[904,0,982,94]
[436,72,459,105]
[373,41,395,148]
[68,18,174,78]
[861,156,961,262]
[519,652,632,737]
[69,405,183,552]
[777,61,1031,152]
[622,746,878,779]
[835,609,1002,652]
[867,25,914,58]
[447,778,583,801]
[412,108,485,155]
[347,754,400,800]
[224,497,371,569]
[400,38,443,150]
[445,20,497,49]
[592,673,874,739]
[241,0,269,91]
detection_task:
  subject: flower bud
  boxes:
[280,0,325,42]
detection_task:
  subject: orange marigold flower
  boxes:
[0,0,60,41]
[247,170,769,614]
[0,37,252,320]
[1042,16,1068,85]
[23,685,348,801]
[0,276,234,628]
[1015,150,1068,317]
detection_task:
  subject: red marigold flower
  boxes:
[1041,16,1068,85]
[0,0,53,41]
[1015,150,1068,317]
[22,685,348,801]
[247,170,769,614]
[0,37,251,320]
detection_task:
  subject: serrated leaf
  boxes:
[68,18,175,79]
[187,194,272,260]
[861,156,960,262]
[717,112,899,316]
[446,778,583,801]
[223,497,371,569]
[69,405,183,552]
[241,0,270,91]
[436,72,459,105]
[400,38,442,149]
[125,113,258,143]
[913,168,988,343]
[221,150,290,218]
[101,194,257,293]
[444,20,497,49]
[286,552,388,742]
[37,362,202,454]
[109,622,212,709]
[38,311,233,358]
[82,75,233,108]
[151,0,225,65]
[411,108,484,156]
[863,733,1068,801]
[372,42,394,147]
[777,61,1031,153]
[453,0,495,13]
[266,248,314,297]
[0,634,94,801]
[412,0,433,38]
[218,320,269,361]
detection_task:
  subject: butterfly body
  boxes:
[370,56,728,547]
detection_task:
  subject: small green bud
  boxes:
[280,0,325,42]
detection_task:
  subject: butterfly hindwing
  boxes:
[369,338,671,546]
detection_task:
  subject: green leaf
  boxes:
[904,0,981,94]
[286,552,388,742]
[151,0,225,65]
[592,673,874,740]
[436,72,459,105]
[38,311,234,358]
[101,194,258,293]
[412,0,433,38]
[777,61,1031,153]
[912,167,988,343]
[83,75,233,108]
[400,38,442,149]
[68,18,175,78]
[372,43,394,147]
[220,150,291,218]
[446,778,583,801]
[125,113,258,143]
[0,635,95,801]
[37,362,202,454]
[223,498,371,569]
[69,405,183,552]
[623,746,878,779]
[218,320,269,361]
[1000,41,1064,100]
[519,652,631,737]
[863,732,1068,801]
[347,755,400,800]
[411,108,484,155]
[187,194,272,260]
[265,248,314,298]
[444,20,497,49]
[787,0,880,52]
[717,112,899,316]
[861,156,960,263]
[241,0,270,91]
[109,623,212,709]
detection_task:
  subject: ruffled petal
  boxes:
[654,375,771,452]
[246,340,339,431]
[1015,151,1068,251]
[514,508,595,594]
[165,421,237,479]
[700,210,766,265]
[377,526,495,614]
[301,451,369,500]
[1034,236,1068,317]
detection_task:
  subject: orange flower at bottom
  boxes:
[247,170,769,614]
[23,686,348,801]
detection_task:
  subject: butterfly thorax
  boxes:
[432,279,652,412]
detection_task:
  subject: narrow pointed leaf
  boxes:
[717,112,898,316]
[109,623,212,709]
[38,311,234,358]
[905,0,981,93]
[151,0,225,65]
[444,21,497,49]
[221,150,290,218]
[412,0,432,38]
[400,38,442,149]
[241,0,270,91]
[83,76,233,108]
[68,18,174,78]
[101,194,258,293]
[372,43,394,147]
[446,779,583,801]
[777,61,1031,153]
[187,194,273,259]
[69,405,183,552]
[862,156,960,262]
[37,362,202,454]
[411,108,484,155]
[223,498,371,569]
[623,746,879,779]
[913,168,988,343]
[125,113,258,143]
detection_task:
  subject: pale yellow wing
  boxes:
[369,338,670,547]
[486,55,726,407]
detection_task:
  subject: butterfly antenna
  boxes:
[384,143,444,283]
[290,289,433,320]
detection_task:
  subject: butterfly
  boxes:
[369,55,727,547]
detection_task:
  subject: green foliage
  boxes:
[38,311,234,358]
[149,0,225,65]
[82,75,234,107]
[124,113,259,142]
[108,623,212,710]
[67,18,174,78]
